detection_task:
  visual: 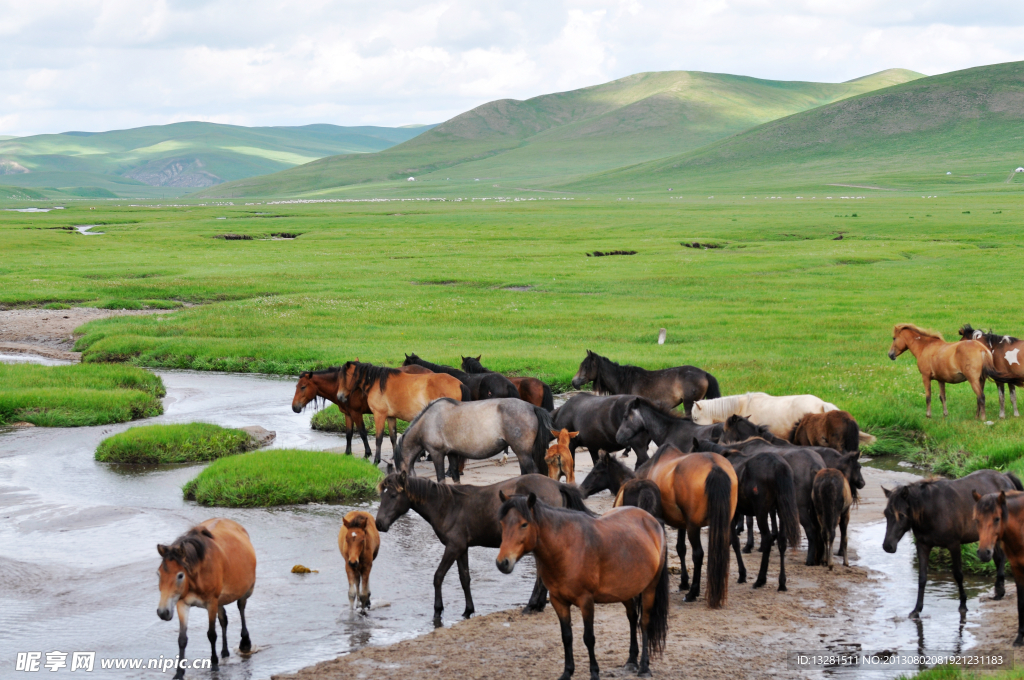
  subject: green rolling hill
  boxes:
[197,68,923,198]
[0,122,434,198]
[562,60,1024,193]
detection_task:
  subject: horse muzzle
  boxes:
[291,403,303,414]
[157,607,173,621]
[495,556,518,574]
[977,547,994,563]
[887,351,896,361]
[882,540,897,554]
[571,377,583,389]
[375,518,389,533]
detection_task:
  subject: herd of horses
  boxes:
[155,324,1024,679]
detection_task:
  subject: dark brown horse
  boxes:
[497,493,669,679]
[960,324,1024,418]
[571,350,720,415]
[402,353,520,401]
[374,470,591,622]
[974,490,1024,645]
[552,393,655,467]
[789,410,862,453]
[614,396,722,452]
[812,469,852,569]
[882,469,1023,618]
[461,355,555,410]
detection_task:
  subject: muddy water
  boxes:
[0,366,539,679]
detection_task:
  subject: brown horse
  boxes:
[497,493,670,679]
[156,518,256,680]
[545,428,577,484]
[790,410,865,452]
[461,355,555,410]
[888,323,1008,419]
[974,490,1024,646]
[959,324,1024,418]
[339,510,380,610]
[291,364,432,456]
[336,361,469,463]
[812,469,852,569]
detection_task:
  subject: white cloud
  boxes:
[0,0,1021,136]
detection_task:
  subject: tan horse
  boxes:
[888,323,1005,419]
[336,361,469,463]
[339,510,380,610]
[544,429,578,484]
[157,518,256,680]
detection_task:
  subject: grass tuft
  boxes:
[309,404,409,435]
[95,423,253,464]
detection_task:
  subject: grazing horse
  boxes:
[497,493,669,679]
[336,361,469,463]
[552,393,655,467]
[339,511,380,610]
[693,392,839,438]
[790,410,872,452]
[291,364,431,456]
[888,323,1011,420]
[545,428,578,484]
[882,469,1023,619]
[156,519,256,680]
[812,469,852,569]
[571,349,720,415]
[614,396,722,452]
[461,355,555,410]
[959,324,1024,418]
[402,353,520,401]
[974,490,1024,646]
[395,398,554,482]
[375,471,592,621]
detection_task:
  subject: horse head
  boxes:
[571,350,597,389]
[292,371,320,413]
[973,489,1008,563]
[402,353,418,367]
[496,492,540,574]
[156,528,211,621]
[615,400,646,446]
[881,484,914,552]
[375,472,412,532]
[341,513,370,570]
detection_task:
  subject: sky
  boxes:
[1,0,1022,137]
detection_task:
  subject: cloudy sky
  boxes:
[2,0,1022,137]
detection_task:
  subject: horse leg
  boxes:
[743,515,755,553]
[911,541,931,619]
[344,412,354,455]
[676,528,690,591]
[622,599,639,671]
[345,562,358,608]
[684,523,705,603]
[970,377,985,420]
[173,601,189,680]
[386,417,399,463]
[373,411,387,464]
[802,509,819,567]
[753,512,774,589]
[551,597,576,680]
[999,382,1007,419]
[432,546,459,622]
[839,508,850,567]
[633,443,649,468]
[923,375,933,418]
[1011,384,1020,418]
[237,597,251,653]
[431,452,447,483]
[731,524,746,584]
[359,559,373,610]
[777,518,788,592]
[206,604,219,668]
[939,381,949,418]
[217,606,229,658]
[950,545,968,615]
[525,575,549,614]
[455,551,475,618]
[581,598,599,680]
[994,545,1007,600]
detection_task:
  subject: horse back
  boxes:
[198,518,256,603]
[918,471,1019,544]
[658,452,736,527]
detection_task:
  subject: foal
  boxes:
[812,469,852,569]
[339,511,380,610]
[545,428,578,484]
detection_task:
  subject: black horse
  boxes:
[375,470,592,623]
[571,350,720,415]
[882,469,1023,619]
[460,355,555,411]
[552,393,653,467]
[579,449,639,498]
[614,397,722,453]
[402,353,519,401]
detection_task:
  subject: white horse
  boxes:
[691,392,840,439]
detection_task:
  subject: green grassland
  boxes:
[95,422,253,464]
[2,191,1023,474]
[310,405,409,436]
[0,122,433,198]
[182,449,383,506]
[199,69,921,198]
[0,363,164,426]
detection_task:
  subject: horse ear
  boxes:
[475,355,481,360]
[499,490,508,502]
[398,470,408,488]
[386,462,394,475]
[157,544,168,558]
[851,450,861,460]
[527,492,537,511]
[973,490,982,502]
[550,429,561,438]
[692,437,700,450]
[568,431,579,438]
[999,491,1007,506]
[881,486,892,498]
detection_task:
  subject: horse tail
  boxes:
[532,406,555,475]
[558,484,596,516]
[458,383,472,402]
[773,457,801,548]
[1006,471,1024,492]
[704,372,722,400]
[983,365,1024,386]
[842,417,860,453]
[704,464,733,609]
[645,530,670,657]
[541,381,555,411]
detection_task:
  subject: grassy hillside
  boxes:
[563,60,1024,193]
[0,122,434,198]
[198,69,922,198]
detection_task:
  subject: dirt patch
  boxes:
[0,307,173,360]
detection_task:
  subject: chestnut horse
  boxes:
[888,323,1011,420]
[789,410,868,453]
[545,428,578,484]
[974,490,1024,646]
[339,510,380,610]
[497,493,669,679]
[291,364,431,456]
[156,518,256,680]
[336,361,469,463]
[461,355,555,410]
[959,324,1024,418]
[812,469,852,569]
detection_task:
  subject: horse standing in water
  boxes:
[156,519,256,680]
[497,493,669,679]
[960,324,1024,418]
[974,490,1024,645]
[571,349,720,415]
[812,469,852,569]
[461,355,555,410]
[339,511,380,611]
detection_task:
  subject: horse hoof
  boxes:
[778,584,787,592]
[1014,637,1024,648]
[638,671,652,679]
[221,650,230,659]
[742,547,752,554]
[210,656,219,668]
[752,580,766,589]
[462,609,474,619]
[239,638,251,653]
[737,576,747,584]
[908,610,921,620]
[622,662,639,672]
[684,593,698,602]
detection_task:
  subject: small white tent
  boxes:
[407,177,415,181]
[1016,167,1024,173]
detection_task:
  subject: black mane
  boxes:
[591,352,645,393]
[959,324,1019,346]
[345,361,400,391]
[404,353,469,381]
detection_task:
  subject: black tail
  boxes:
[772,458,801,548]
[812,474,844,568]
[984,365,1024,387]
[459,383,472,402]
[704,372,722,400]
[1006,471,1024,491]
[705,464,733,609]
[559,484,597,516]
[644,532,670,657]
[842,418,860,453]
[617,479,664,520]
[532,405,555,476]
[541,381,555,411]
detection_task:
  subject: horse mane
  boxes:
[967,325,1020,346]
[588,352,646,392]
[633,396,689,422]
[499,493,581,523]
[461,356,489,374]
[890,478,944,524]
[894,323,943,340]
[696,394,749,422]
[404,354,467,380]
[162,526,214,572]
[345,361,399,391]
[403,398,456,433]
[379,472,456,507]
